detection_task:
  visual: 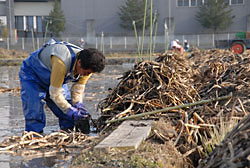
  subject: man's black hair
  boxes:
[78,48,105,73]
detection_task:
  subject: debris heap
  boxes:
[188,49,250,123]
[98,49,250,167]
[0,130,96,156]
[98,52,200,122]
[191,49,250,98]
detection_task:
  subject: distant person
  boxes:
[170,40,184,55]
[19,39,105,134]
[80,38,85,48]
[183,40,190,52]
[175,39,181,45]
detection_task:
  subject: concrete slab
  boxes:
[95,120,152,150]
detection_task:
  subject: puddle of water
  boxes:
[0,64,133,168]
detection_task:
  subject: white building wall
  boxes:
[14,2,53,16]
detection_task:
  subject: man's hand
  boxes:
[73,102,90,117]
[66,106,88,120]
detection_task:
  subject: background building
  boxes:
[61,0,250,37]
[0,0,249,39]
[0,0,250,52]
[14,0,54,38]
[0,0,54,42]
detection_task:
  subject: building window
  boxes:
[0,16,7,25]
[231,0,243,4]
[26,16,33,31]
[178,0,244,7]
[177,0,209,7]
[224,0,230,4]
[191,0,196,6]
[177,0,189,6]
[178,0,183,6]
[165,17,174,30]
[184,0,189,6]
[224,0,244,5]
[15,16,46,32]
[36,16,42,32]
[197,0,203,6]
[15,16,24,30]
[14,0,48,2]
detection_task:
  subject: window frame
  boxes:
[176,0,244,7]
[26,16,34,31]
[231,0,244,5]
[36,16,43,33]
[15,16,24,30]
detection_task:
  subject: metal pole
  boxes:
[124,36,127,49]
[212,33,215,48]
[149,0,153,57]
[153,22,158,54]
[182,35,185,46]
[37,38,39,49]
[8,0,12,41]
[110,37,112,49]
[197,35,200,47]
[95,37,98,49]
[31,28,35,51]
[7,37,9,50]
[43,20,49,44]
[22,37,24,50]
[101,32,104,54]
[168,0,171,33]
[164,21,168,52]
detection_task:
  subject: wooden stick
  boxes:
[185,123,200,129]
[174,120,185,146]
[193,112,205,123]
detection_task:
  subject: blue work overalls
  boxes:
[19,39,81,133]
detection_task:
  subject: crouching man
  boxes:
[19,39,105,133]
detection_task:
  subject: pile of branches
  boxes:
[198,114,250,168]
[0,130,96,156]
[98,52,200,122]
[98,49,249,166]
[188,49,250,122]
[191,49,250,99]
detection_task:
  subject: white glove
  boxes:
[71,83,85,105]
[49,85,71,112]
